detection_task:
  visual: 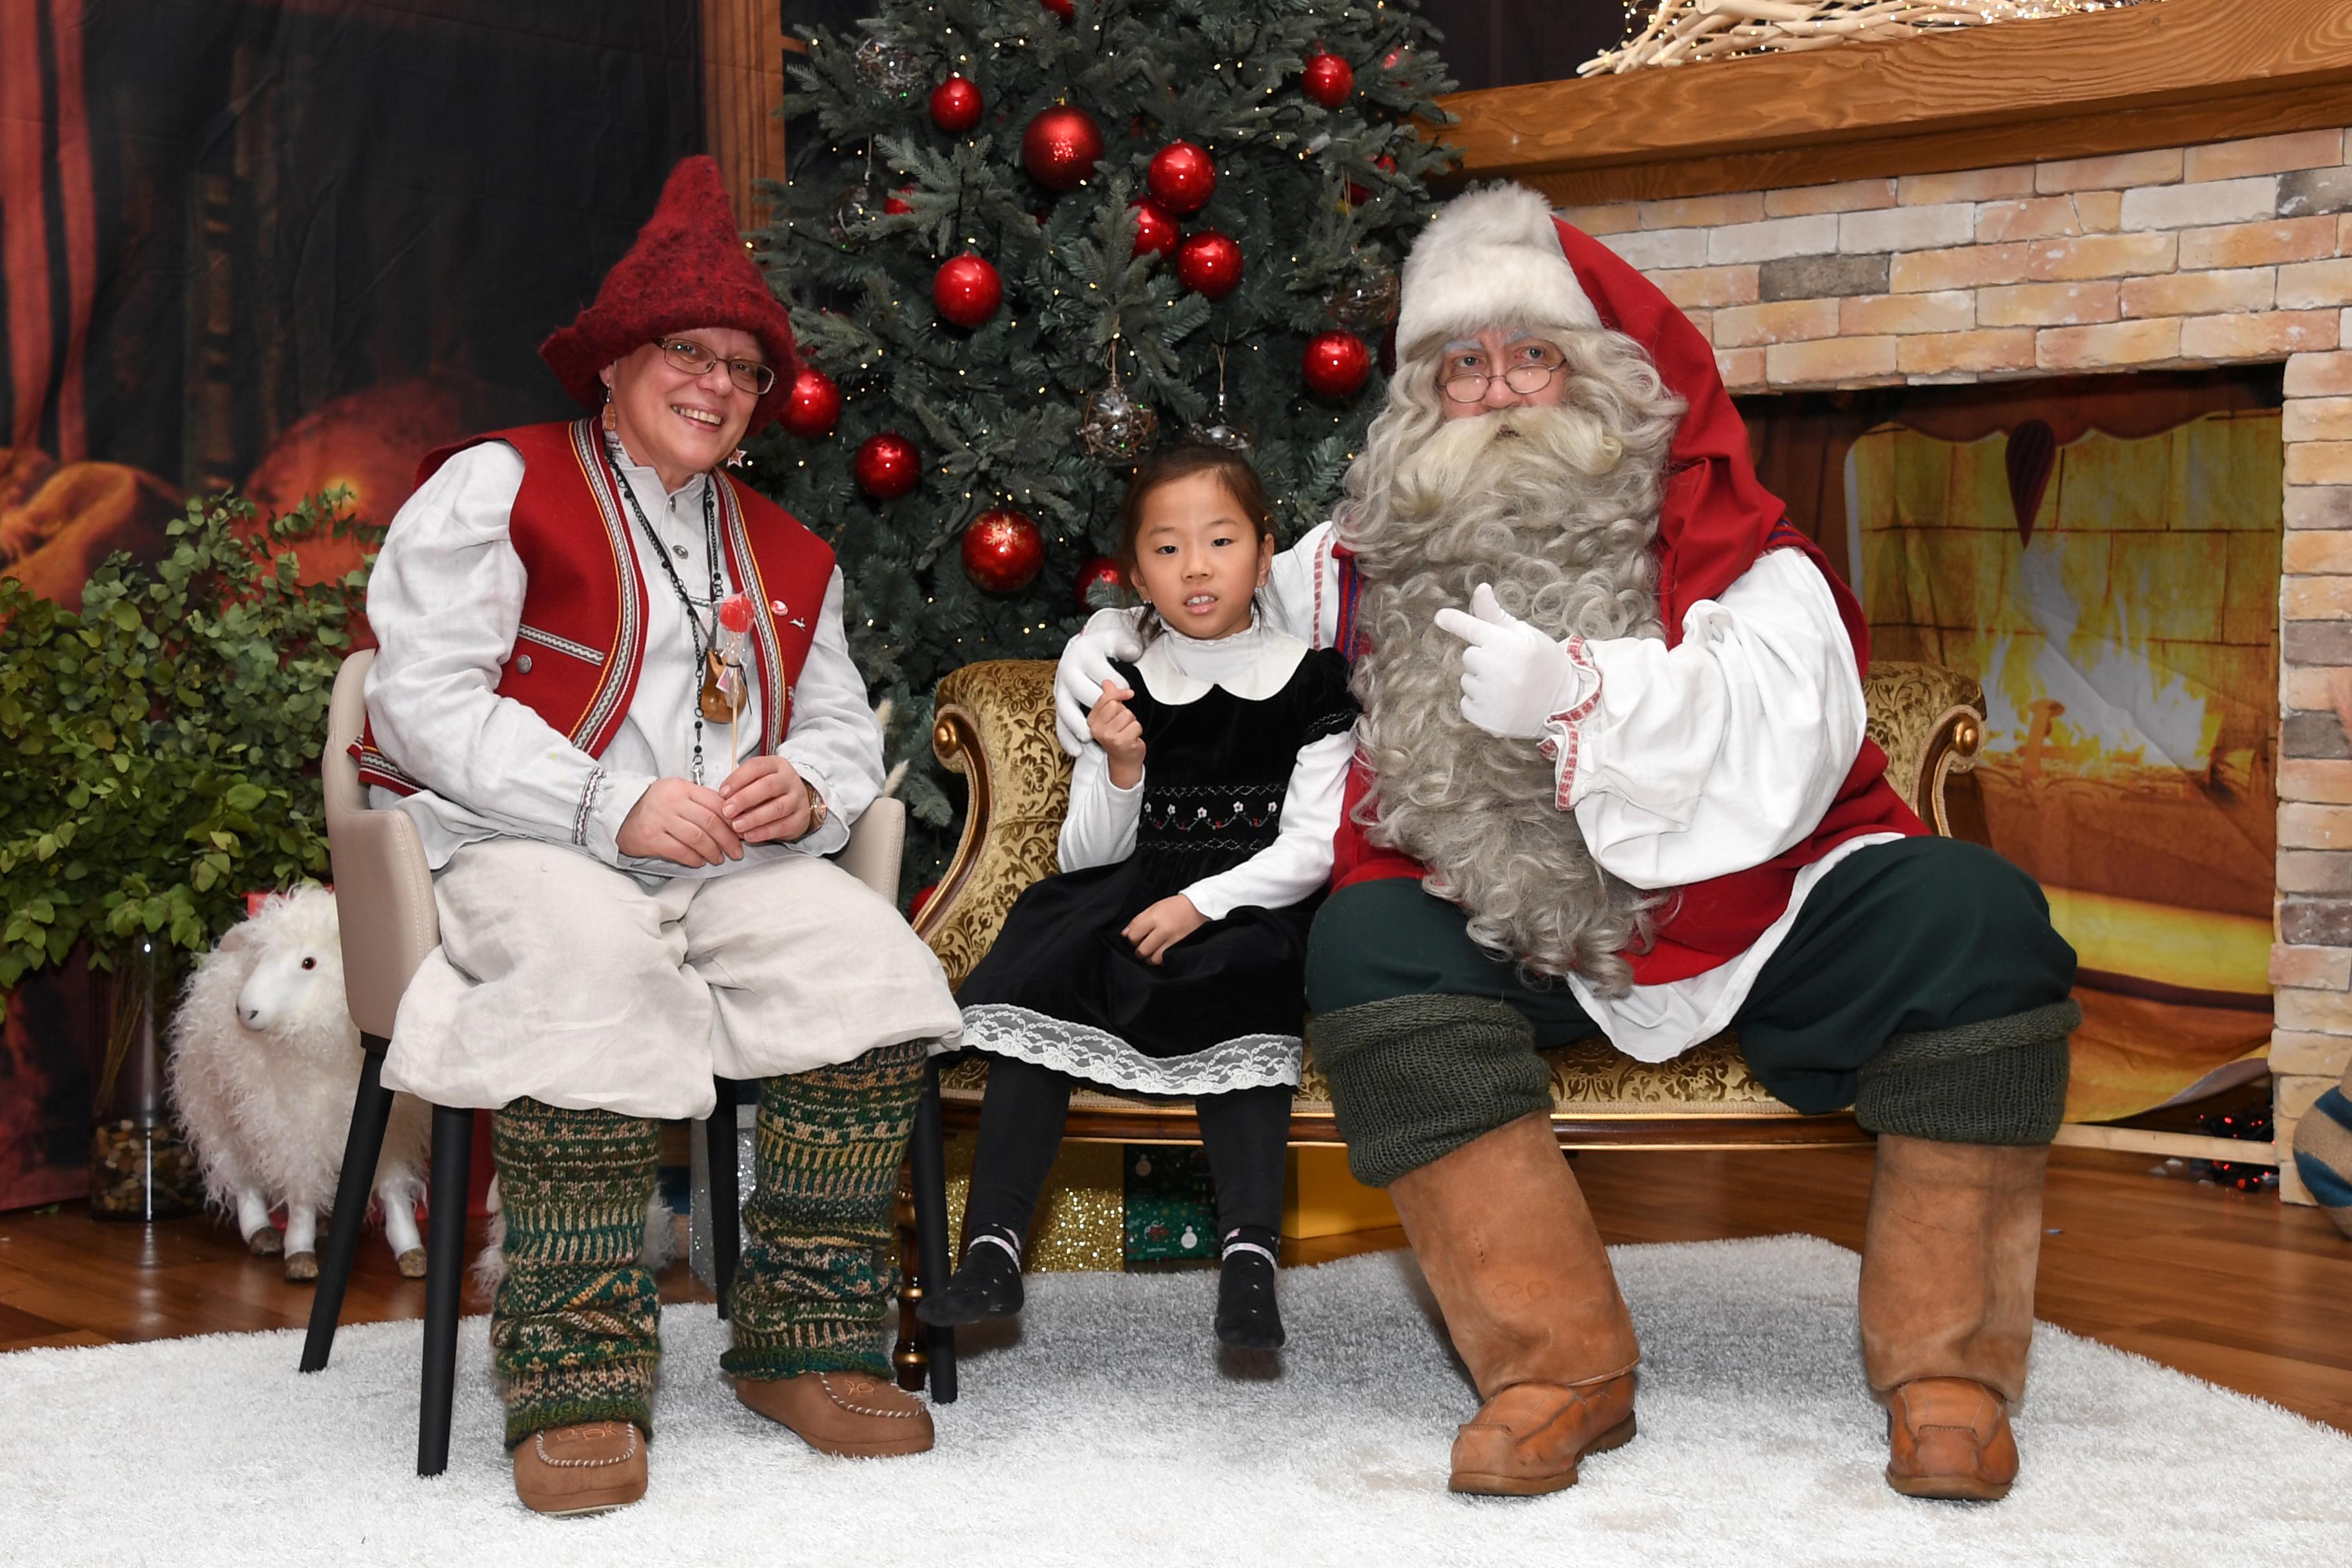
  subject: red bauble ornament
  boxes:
[1175,230,1243,299]
[1302,331,1373,398]
[1022,104,1104,191]
[1301,52,1355,108]
[1146,139,1216,215]
[780,368,842,438]
[1074,555,1126,610]
[884,186,916,215]
[934,252,1003,328]
[1041,0,1073,19]
[910,882,939,921]
[1128,198,1179,259]
[961,508,1044,594]
[855,432,920,499]
[1348,154,1396,206]
[929,75,983,133]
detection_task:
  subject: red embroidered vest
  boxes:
[355,418,836,794]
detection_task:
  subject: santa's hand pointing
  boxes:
[1433,584,1596,740]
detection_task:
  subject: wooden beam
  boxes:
[700,0,788,231]
[2053,1122,2278,1167]
[1436,0,2352,201]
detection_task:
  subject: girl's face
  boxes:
[1129,470,1273,642]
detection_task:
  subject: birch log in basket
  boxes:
[1586,0,2158,75]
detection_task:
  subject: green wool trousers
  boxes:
[490,1037,925,1446]
[1304,837,2081,1188]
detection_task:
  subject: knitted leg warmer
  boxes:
[723,1037,926,1382]
[1309,994,1553,1189]
[489,1098,662,1448]
[1855,1000,2079,1146]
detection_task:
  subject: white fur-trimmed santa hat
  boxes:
[1394,182,1602,361]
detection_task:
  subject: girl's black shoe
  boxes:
[1213,1234,1285,1349]
[916,1231,1024,1326]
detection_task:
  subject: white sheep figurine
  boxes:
[168,885,430,1281]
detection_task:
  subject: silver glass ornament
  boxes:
[1078,381,1160,463]
[854,35,926,95]
[1188,391,1256,454]
[1328,268,1401,330]
[828,184,877,244]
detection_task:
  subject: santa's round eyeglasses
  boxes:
[1440,344,1566,404]
[654,337,777,397]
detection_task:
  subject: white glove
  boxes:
[1432,584,1596,741]
[1054,606,1149,755]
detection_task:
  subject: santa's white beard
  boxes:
[1349,403,1669,995]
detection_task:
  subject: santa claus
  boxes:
[1057,184,2078,1502]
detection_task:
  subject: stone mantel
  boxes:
[1435,0,2352,206]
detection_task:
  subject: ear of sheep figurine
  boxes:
[166,886,433,1282]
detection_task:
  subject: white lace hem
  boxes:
[942,1004,1302,1095]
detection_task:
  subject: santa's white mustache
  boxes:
[1389,402,1629,524]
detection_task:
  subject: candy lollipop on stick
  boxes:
[716,593,754,763]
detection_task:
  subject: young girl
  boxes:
[926,442,1358,1349]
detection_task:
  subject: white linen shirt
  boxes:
[1259,518,1902,1062]
[364,437,881,881]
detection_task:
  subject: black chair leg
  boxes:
[417,1103,473,1478]
[708,1076,740,1321]
[299,1036,397,1375]
[908,1057,957,1403]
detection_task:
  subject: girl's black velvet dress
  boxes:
[956,644,1357,1095]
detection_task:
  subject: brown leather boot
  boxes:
[734,1370,935,1457]
[510,1420,647,1516]
[1386,1112,1642,1496]
[1860,1135,2048,1502]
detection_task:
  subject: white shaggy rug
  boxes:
[6,1235,2347,1567]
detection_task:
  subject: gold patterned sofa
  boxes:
[912,658,1986,1151]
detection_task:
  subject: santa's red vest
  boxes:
[355,418,836,795]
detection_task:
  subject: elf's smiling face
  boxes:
[602,326,764,488]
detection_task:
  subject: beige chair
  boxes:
[297,647,914,1474]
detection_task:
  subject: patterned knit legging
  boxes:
[491,1039,925,1446]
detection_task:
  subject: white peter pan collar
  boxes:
[1132,615,1309,703]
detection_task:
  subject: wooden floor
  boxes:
[3,1145,2346,1434]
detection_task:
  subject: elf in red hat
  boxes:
[1057,182,2077,1503]
[360,155,960,1514]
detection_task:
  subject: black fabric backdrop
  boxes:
[0,0,701,1211]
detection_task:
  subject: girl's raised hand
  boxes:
[1087,679,1146,788]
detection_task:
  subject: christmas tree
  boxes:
[749,0,1455,873]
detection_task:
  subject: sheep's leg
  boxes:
[283,1200,320,1283]
[235,1188,282,1255]
[378,1173,427,1278]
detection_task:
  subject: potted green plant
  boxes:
[0,489,378,1218]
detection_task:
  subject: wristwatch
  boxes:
[791,783,830,842]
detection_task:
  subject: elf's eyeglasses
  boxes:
[654,337,777,397]
[1440,343,1566,404]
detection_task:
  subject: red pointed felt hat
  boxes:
[540,155,801,431]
